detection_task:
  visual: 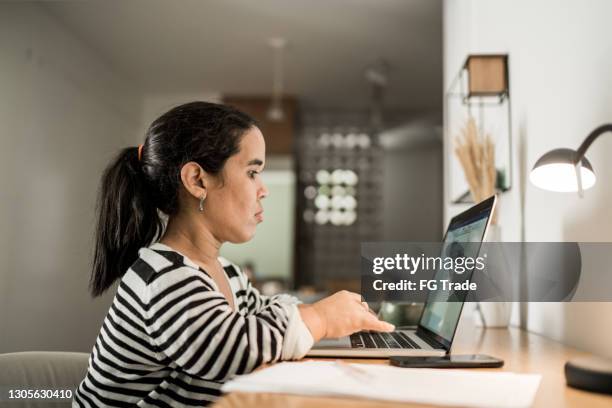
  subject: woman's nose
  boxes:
[259,182,269,199]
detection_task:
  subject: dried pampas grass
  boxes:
[454,117,498,223]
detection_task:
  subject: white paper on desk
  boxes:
[222,361,541,408]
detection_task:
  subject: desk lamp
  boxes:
[530,124,612,196]
[530,123,612,394]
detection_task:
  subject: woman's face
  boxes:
[204,126,268,243]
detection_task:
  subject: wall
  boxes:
[443,0,612,357]
[382,140,443,242]
[0,3,142,353]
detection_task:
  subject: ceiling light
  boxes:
[267,37,287,122]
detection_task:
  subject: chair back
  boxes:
[0,351,88,407]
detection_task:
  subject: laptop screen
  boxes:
[418,196,495,345]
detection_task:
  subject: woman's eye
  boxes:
[248,170,259,179]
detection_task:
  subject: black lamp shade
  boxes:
[530,148,596,192]
[532,148,593,170]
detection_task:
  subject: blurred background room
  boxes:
[1,0,611,363]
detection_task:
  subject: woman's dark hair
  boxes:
[90,101,256,296]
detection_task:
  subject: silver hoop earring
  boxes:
[198,195,206,212]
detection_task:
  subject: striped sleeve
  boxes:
[236,265,314,359]
[143,266,297,382]
[241,271,300,313]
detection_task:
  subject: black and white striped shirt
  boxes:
[73,242,313,407]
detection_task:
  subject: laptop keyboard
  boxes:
[350,331,422,349]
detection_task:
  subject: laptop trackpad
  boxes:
[312,337,351,349]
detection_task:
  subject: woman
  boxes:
[73,102,393,407]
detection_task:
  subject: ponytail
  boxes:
[90,147,163,297]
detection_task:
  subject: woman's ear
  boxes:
[180,162,208,200]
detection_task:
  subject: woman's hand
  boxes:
[298,290,394,342]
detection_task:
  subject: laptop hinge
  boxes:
[416,328,448,351]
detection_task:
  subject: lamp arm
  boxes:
[574,124,612,163]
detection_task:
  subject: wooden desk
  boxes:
[214,321,612,407]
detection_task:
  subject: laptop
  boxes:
[306,195,497,357]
